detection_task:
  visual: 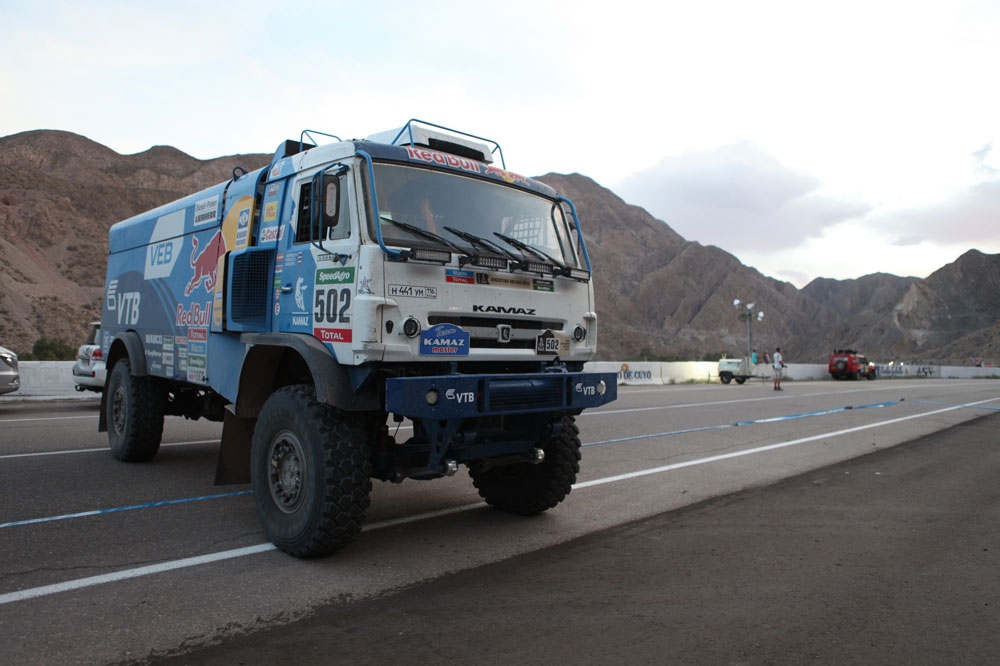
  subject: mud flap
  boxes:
[215,406,254,485]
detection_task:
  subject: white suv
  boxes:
[0,345,19,395]
[72,322,106,393]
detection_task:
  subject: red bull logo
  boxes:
[185,231,226,296]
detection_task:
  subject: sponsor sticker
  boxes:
[533,279,554,293]
[194,196,220,226]
[314,327,353,343]
[475,273,533,289]
[263,201,278,223]
[420,324,470,356]
[316,267,355,285]
[445,269,475,284]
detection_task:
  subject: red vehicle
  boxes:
[829,349,876,380]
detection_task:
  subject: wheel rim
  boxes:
[267,430,306,514]
[111,386,127,435]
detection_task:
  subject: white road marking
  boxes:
[3,396,996,606]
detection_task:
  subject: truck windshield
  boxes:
[371,163,579,267]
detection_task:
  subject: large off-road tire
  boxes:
[469,414,581,516]
[106,357,165,462]
[251,385,372,557]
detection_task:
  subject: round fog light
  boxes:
[573,324,587,342]
[403,317,421,338]
[426,389,439,406]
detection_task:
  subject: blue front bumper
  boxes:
[385,371,617,420]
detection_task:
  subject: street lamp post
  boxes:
[733,298,764,369]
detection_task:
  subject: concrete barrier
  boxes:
[4,359,998,401]
[1,361,96,400]
[589,361,1000,385]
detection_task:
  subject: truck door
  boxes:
[275,166,359,353]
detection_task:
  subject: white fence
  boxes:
[3,360,998,400]
[589,361,1000,385]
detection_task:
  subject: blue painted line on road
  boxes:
[584,399,905,447]
[0,399,908,528]
[0,490,253,529]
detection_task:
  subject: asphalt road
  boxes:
[147,411,1000,666]
[2,379,998,665]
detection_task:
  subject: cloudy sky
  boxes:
[4,0,998,287]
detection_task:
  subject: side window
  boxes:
[295,177,351,244]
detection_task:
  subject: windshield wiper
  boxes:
[443,227,512,257]
[493,232,569,276]
[380,217,468,256]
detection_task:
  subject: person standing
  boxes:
[773,347,785,391]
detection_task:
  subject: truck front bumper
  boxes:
[385,371,617,420]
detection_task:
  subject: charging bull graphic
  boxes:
[185,231,226,296]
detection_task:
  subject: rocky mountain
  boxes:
[1,130,996,365]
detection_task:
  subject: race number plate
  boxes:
[535,330,570,355]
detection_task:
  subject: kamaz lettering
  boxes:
[472,305,536,315]
[98,119,616,560]
[425,337,466,347]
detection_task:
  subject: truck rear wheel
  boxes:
[106,357,165,462]
[251,385,372,557]
[469,414,581,516]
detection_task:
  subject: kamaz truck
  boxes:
[99,120,617,557]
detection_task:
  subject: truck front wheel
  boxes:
[251,385,372,557]
[469,414,581,516]
[106,357,165,462]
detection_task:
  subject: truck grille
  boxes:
[487,377,566,412]
[427,315,563,349]
[231,249,274,326]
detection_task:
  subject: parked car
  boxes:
[0,345,20,395]
[72,322,106,392]
[828,349,876,380]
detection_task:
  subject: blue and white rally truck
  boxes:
[99,120,616,556]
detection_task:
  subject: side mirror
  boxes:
[324,181,339,220]
[310,164,348,245]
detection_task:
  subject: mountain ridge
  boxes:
[1,130,995,366]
